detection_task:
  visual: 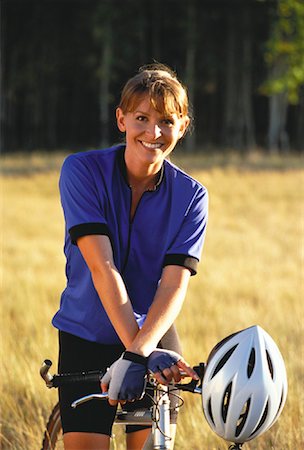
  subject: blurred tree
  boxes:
[261,0,304,152]
[222,4,255,151]
[184,0,197,152]
[2,0,99,151]
[1,0,302,153]
[92,2,114,148]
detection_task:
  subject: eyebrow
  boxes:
[134,110,150,115]
[134,110,175,118]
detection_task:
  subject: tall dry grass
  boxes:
[1,151,303,449]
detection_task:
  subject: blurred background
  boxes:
[1,1,304,449]
[1,0,304,154]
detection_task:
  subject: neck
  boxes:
[124,151,162,190]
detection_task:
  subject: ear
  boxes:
[116,108,126,132]
[178,117,190,139]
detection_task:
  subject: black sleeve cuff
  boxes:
[69,222,111,245]
[163,254,199,276]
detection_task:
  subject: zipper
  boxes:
[121,189,149,274]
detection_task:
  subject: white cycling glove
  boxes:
[101,351,147,402]
[147,349,181,374]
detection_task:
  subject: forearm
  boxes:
[127,266,190,356]
[78,235,139,348]
[91,264,140,348]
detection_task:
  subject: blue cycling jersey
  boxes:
[52,145,208,344]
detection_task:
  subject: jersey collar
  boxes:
[117,145,164,191]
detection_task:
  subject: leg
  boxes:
[124,396,152,449]
[126,429,151,450]
[64,432,110,450]
[159,324,182,354]
[58,332,124,448]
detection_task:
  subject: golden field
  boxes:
[1,151,303,449]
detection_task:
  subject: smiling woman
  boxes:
[50,63,208,450]
[116,65,191,188]
[116,96,189,179]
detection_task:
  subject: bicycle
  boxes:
[40,359,246,450]
[40,359,210,450]
[40,325,287,450]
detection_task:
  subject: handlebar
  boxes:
[40,359,204,413]
[40,359,54,387]
[40,359,205,392]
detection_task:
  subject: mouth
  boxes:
[139,141,163,150]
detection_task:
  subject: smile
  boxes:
[140,141,163,149]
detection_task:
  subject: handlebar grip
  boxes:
[40,360,105,388]
[52,371,104,388]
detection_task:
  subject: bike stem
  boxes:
[152,385,172,450]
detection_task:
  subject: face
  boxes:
[116,95,188,170]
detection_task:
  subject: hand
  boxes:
[100,352,147,406]
[148,349,199,385]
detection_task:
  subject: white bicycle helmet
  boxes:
[202,325,287,445]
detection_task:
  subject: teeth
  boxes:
[141,141,162,149]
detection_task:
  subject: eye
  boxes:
[136,115,147,122]
[162,117,174,125]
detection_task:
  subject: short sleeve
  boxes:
[163,187,208,275]
[59,154,110,244]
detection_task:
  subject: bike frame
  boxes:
[71,386,173,449]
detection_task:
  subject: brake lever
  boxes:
[71,392,109,408]
[174,363,205,394]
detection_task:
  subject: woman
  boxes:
[52,63,208,449]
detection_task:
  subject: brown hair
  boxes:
[118,63,191,129]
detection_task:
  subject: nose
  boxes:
[146,122,162,140]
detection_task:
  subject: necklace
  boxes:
[128,173,159,193]
[129,182,157,192]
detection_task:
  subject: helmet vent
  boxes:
[249,400,269,437]
[273,389,285,423]
[211,345,238,379]
[222,382,232,423]
[235,397,251,437]
[247,348,255,378]
[266,350,274,379]
[207,398,215,425]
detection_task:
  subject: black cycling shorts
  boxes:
[58,327,182,436]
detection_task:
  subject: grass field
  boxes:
[1,151,303,449]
